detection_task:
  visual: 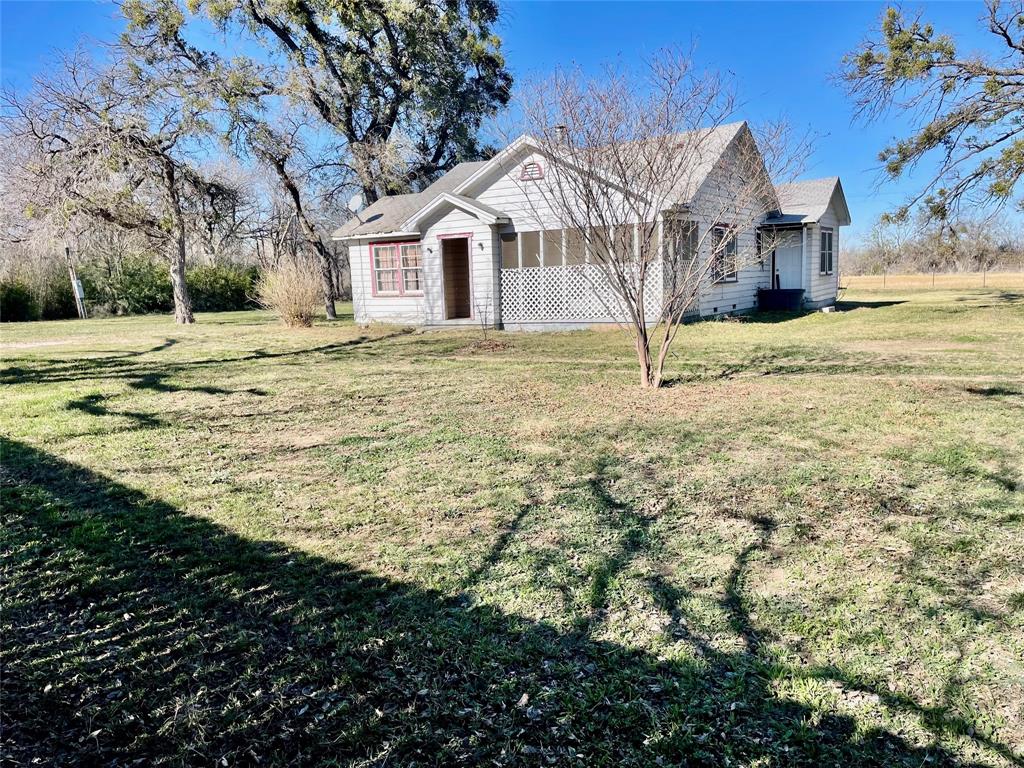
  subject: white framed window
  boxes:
[520,231,541,268]
[564,229,586,265]
[664,218,698,296]
[711,225,738,282]
[372,242,423,295]
[665,218,698,264]
[820,228,834,275]
[400,243,423,292]
[543,230,563,266]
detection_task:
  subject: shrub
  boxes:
[189,264,258,312]
[255,262,321,327]
[0,280,40,322]
[79,255,172,316]
[37,263,79,320]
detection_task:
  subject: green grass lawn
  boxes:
[2,288,1022,766]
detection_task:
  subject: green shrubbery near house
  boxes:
[79,257,257,316]
[0,280,41,322]
[3,259,259,321]
[188,264,259,312]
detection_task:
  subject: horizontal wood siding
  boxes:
[348,240,428,324]
[687,134,773,316]
[471,150,568,231]
[806,206,840,305]
[421,208,498,325]
[348,208,497,326]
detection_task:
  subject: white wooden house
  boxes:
[333,121,851,329]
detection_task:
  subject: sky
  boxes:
[0,0,1001,245]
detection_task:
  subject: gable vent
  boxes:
[520,161,544,181]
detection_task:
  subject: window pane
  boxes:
[612,224,634,260]
[374,245,398,269]
[376,269,399,293]
[402,268,422,292]
[564,229,585,265]
[666,219,697,263]
[712,226,737,281]
[500,232,518,269]
[543,230,563,266]
[401,243,422,268]
[645,222,660,259]
[587,227,607,262]
[521,231,541,268]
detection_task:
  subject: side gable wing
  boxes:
[828,178,852,226]
[689,122,780,215]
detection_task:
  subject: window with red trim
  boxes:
[373,242,423,295]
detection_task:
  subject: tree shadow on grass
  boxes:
[0,330,410,388]
[966,385,1023,413]
[1,438,1012,766]
[835,299,908,311]
[65,393,168,431]
[660,347,915,386]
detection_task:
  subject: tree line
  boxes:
[845,214,1024,276]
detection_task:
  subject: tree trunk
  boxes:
[269,157,337,319]
[636,332,655,389]
[319,254,337,320]
[170,228,194,324]
[161,161,194,324]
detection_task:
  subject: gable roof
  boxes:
[669,121,749,204]
[333,130,850,240]
[772,176,851,226]
[404,192,508,230]
[332,160,487,239]
[451,122,748,207]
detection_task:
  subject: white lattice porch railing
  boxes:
[499,261,664,323]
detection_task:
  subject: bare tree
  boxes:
[232,116,341,319]
[0,48,231,323]
[192,163,260,264]
[511,52,808,388]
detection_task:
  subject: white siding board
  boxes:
[804,205,840,306]
[686,135,773,316]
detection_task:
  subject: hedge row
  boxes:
[1,260,259,322]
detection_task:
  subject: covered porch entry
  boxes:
[440,235,472,320]
[758,224,806,311]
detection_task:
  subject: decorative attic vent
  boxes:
[520,161,544,181]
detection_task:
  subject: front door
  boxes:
[774,231,802,290]
[442,238,472,319]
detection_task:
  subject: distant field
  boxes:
[844,271,1024,291]
[2,289,1022,766]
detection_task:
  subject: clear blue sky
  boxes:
[0,0,1000,244]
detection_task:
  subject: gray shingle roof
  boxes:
[774,177,844,224]
[332,161,488,239]
[669,121,749,204]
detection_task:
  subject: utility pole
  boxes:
[65,245,87,319]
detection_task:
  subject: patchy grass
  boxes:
[2,289,1022,766]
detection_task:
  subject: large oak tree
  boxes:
[176,0,513,202]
